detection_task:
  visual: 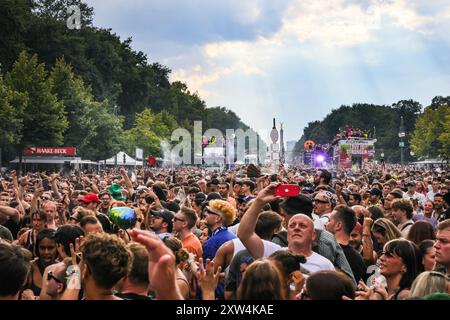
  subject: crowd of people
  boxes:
[332,126,373,145]
[0,163,449,300]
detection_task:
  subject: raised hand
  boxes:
[255,182,280,204]
[197,258,221,300]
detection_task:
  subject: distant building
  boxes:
[286,140,297,163]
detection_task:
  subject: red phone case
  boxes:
[275,184,300,197]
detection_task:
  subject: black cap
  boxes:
[369,188,382,197]
[161,200,180,213]
[195,192,207,203]
[151,209,175,223]
[210,178,221,185]
[204,192,222,204]
[279,196,313,217]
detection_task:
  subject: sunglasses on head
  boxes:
[47,271,62,284]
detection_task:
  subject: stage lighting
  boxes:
[316,155,325,162]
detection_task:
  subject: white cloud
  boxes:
[170,0,438,95]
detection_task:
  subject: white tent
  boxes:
[102,151,140,166]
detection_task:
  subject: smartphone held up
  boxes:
[275,184,300,197]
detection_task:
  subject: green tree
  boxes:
[0,0,33,72]
[124,108,178,157]
[410,104,450,160]
[5,51,68,148]
[79,100,124,161]
[0,75,27,147]
[50,57,96,150]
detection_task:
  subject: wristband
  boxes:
[66,265,81,290]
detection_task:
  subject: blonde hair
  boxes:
[209,199,236,226]
[410,271,449,298]
[371,218,402,242]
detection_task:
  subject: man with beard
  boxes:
[383,191,403,222]
[202,199,236,299]
[203,199,236,262]
[433,193,445,220]
[312,191,335,230]
[218,182,237,209]
[349,222,363,254]
[313,169,333,192]
[149,209,175,240]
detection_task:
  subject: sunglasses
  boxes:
[173,217,185,222]
[205,208,220,216]
[47,271,62,284]
[381,250,396,258]
[42,196,51,200]
[313,199,329,204]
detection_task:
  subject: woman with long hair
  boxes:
[237,259,287,300]
[378,239,420,299]
[26,229,58,296]
[407,221,435,246]
[370,218,402,256]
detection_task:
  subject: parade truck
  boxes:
[333,138,376,170]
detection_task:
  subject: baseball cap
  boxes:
[280,195,313,216]
[314,191,337,206]
[161,200,180,213]
[210,178,221,185]
[81,193,101,203]
[151,209,175,223]
[203,192,222,206]
[369,188,382,197]
[195,192,207,204]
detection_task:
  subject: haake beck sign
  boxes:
[23,147,77,156]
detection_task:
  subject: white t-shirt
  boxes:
[426,191,438,202]
[404,192,426,206]
[228,223,240,235]
[313,213,331,230]
[260,242,335,274]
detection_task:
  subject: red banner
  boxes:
[23,147,77,156]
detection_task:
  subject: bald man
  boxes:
[238,183,335,275]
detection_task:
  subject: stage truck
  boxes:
[332,138,376,170]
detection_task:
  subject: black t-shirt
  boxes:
[115,292,153,300]
[340,243,367,283]
[225,249,255,298]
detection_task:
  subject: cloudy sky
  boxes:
[85,0,450,143]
